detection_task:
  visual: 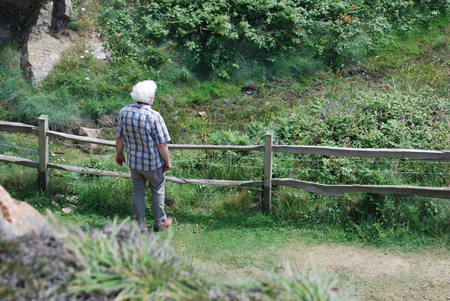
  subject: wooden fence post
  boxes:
[38,115,49,191]
[263,131,273,212]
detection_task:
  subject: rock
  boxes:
[27,1,53,42]
[73,127,102,153]
[0,224,84,300]
[52,193,65,200]
[0,184,54,240]
[0,0,50,15]
[88,36,110,60]
[0,18,10,41]
[3,0,108,84]
[21,1,74,84]
[53,0,72,31]
[242,82,256,95]
[377,84,392,90]
[66,195,78,203]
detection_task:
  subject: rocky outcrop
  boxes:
[0,184,54,240]
[0,0,50,16]
[53,0,72,31]
[2,0,109,84]
[18,0,74,84]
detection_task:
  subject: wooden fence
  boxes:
[1,115,450,211]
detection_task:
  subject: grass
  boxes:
[368,14,450,71]
[1,156,449,300]
[4,188,446,300]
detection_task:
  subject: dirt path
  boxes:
[284,244,450,300]
[189,243,450,300]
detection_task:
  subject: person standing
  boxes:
[115,80,173,233]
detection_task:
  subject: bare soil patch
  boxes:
[283,244,450,300]
[188,242,450,300]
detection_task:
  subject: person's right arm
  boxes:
[116,137,125,166]
[157,143,171,171]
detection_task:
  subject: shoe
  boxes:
[154,217,173,232]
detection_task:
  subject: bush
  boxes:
[68,22,81,31]
[98,0,449,78]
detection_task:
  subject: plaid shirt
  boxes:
[115,104,171,171]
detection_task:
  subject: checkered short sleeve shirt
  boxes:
[115,104,171,171]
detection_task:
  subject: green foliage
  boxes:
[27,44,139,128]
[68,22,81,31]
[264,89,450,150]
[209,130,252,146]
[71,0,83,7]
[12,89,82,129]
[97,0,448,78]
[182,82,239,104]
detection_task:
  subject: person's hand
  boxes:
[116,154,125,166]
[163,161,172,172]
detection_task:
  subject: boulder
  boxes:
[0,184,54,240]
[73,127,102,153]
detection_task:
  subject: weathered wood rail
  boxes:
[1,117,450,210]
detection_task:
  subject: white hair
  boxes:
[130,80,157,103]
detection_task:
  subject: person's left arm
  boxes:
[154,115,171,171]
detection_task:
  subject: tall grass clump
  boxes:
[0,42,32,121]
[65,221,346,300]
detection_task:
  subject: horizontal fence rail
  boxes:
[271,179,450,199]
[272,145,450,160]
[0,154,263,187]
[1,118,450,210]
[1,153,447,199]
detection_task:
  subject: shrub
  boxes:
[98,0,449,78]
[68,22,81,31]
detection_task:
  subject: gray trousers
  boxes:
[130,167,167,228]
